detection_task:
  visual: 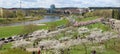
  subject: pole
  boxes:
[20,0,22,9]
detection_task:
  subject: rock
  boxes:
[0,38,5,41]
[0,41,4,48]
[38,40,60,49]
[59,37,71,41]
[78,27,89,34]
[12,40,32,48]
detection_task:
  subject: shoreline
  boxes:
[0,17,43,26]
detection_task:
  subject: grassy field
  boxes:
[0,21,119,54]
[0,26,23,38]
[0,19,68,38]
[0,19,68,54]
[0,16,116,54]
[68,38,120,54]
[68,44,119,54]
[0,43,12,51]
[75,16,98,22]
[84,22,111,32]
[0,48,32,54]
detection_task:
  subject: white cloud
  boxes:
[0,0,119,8]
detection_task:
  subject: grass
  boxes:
[75,16,98,22]
[83,22,111,32]
[1,38,120,54]
[0,19,68,38]
[0,43,12,51]
[0,48,32,54]
[74,15,111,32]
[66,38,120,54]
[0,16,115,54]
[0,19,68,53]
[68,44,119,54]
[0,26,23,38]
[45,19,69,26]
[0,41,31,54]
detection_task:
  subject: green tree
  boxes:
[112,9,120,20]
[2,10,16,18]
[16,10,25,19]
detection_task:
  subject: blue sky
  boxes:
[0,0,120,8]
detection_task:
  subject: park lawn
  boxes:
[0,19,68,38]
[0,26,23,38]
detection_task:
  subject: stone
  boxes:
[0,41,4,48]
[78,27,89,34]
[12,40,32,48]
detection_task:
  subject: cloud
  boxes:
[21,0,37,2]
[0,0,120,8]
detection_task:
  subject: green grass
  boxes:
[67,39,120,54]
[75,16,98,22]
[0,26,24,38]
[0,48,32,54]
[83,22,111,32]
[0,19,68,54]
[0,19,68,38]
[0,43,12,51]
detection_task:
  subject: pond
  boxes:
[0,16,60,26]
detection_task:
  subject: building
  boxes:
[47,5,89,14]
[47,4,56,14]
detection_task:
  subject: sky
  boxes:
[0,0,120,8]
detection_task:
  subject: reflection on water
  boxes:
[1,16,60,26]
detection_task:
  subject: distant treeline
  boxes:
[84,9,120,20]
[89,7,120,9]
[0,9,46,18]
[84,9,113,18]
